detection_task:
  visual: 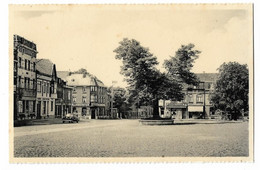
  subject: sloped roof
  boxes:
[57,71,69,81]
[196,73,218,82]
[36,59,54,76]
[61,73,105,87]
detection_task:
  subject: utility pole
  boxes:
[203,82,206,119]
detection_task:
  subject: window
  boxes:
[188,94,193,103]
[73,87,76,92]
[161,107,164,115]
[83,86,86,92]
[73,96,76,103]
[91,86,97,92]
[47,101,49,115]
[28,78,30,89]
[209,83,213,90]
[51,101,53,111]
[91,95,97,103]
[196,94,203,103]
[32,79,35,90]
[68,91,71,100]
[25,101,29,113]
[18,76,21,87]
[47,83,49,95]
[33,101,36,112]
[37,81,41,92]
[82,96,87,103]
[24,77,27,89]
[28,60,30,71]
[42,82,44,96]
[14,76,17,86]
[50,83,54,93]
[18,57,21,68]
[54,83,57,93]
[25,59,27,70]
[33,62,36,71]
[43,82,46,93]
[43,101,46,114]
[14,62,17,72]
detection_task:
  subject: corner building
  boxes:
[13,35,37,119]
[57,72,108,119]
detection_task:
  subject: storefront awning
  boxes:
[188,106,203,112]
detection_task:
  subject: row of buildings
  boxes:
[13,35,112,120]
[13,34,218,121]
[158,74,218,119]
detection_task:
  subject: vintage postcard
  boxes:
[9,4,254,163]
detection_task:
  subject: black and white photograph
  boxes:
[8,3,254,163]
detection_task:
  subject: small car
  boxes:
[62,114,79,123]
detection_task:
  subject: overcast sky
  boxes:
[10,4,253,87]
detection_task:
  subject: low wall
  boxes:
[139,119,174,125]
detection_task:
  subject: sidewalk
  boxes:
[174,118,247,125]
[14,118,64,127]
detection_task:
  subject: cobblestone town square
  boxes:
[13,120,249,157]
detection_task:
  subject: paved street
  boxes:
[13,119,249,157]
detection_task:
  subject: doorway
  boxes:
[91,109,96,119]
[37,101,41,119]
[82,107,87,116]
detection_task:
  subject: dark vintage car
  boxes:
[62,114,79,123]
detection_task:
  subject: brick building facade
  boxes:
[13,35,37,120]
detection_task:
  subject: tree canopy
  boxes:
[69,68,101,80]
[164,43,200,85]
[107,87,132,117]
[211,62,249,119]
[114,38,200,117]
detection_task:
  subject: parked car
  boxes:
[62,114,79,123]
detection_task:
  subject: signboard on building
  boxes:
[188,106,203,112]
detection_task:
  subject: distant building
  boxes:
[159,73,218,119]
[57,72,108,119]
[13,35,37,120]
[55,77,73,118]
[36,59,57,119]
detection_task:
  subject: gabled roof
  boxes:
[36,59,55,76]
[57,71,69,81]
[57,73,106,87]
[196,73,218,82]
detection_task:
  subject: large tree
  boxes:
[107,87,131,118]
[114,38,199,118]
[164,43,200,85]
[211,62,249,120]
